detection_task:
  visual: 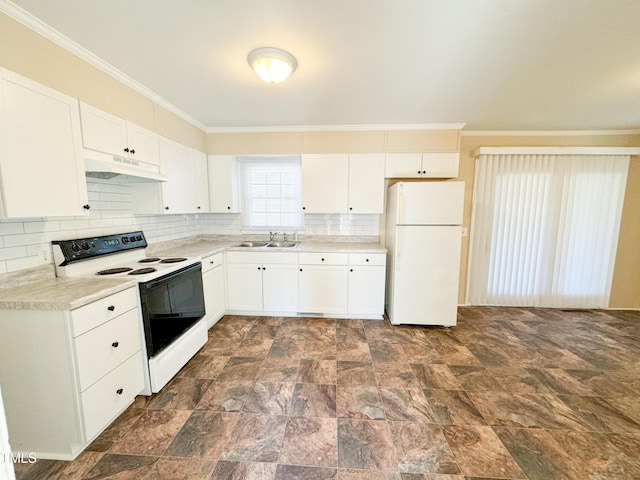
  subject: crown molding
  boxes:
[462,129,640,137]
[206,123,466,134]
[0,0,207,131]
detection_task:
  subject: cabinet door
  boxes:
[226,263,263,311]
[203,266,225,328]
[208,155,239,212]
[79,102,128,158]
[0,69,88,218]
[384,153,422,178]
[263,264,298,312]
[159,137,195,213]
[193,150,210,212]
[420,153,459,178]
[348,154,385,213]
[298,265,348,314]
[301,154,349,213]
[125,123,159,166]
[348,266,385,316]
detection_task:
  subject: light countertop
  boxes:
[0,236,386,311]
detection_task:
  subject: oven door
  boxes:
[139,262,206,357]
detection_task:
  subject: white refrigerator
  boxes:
[385,181,465,326]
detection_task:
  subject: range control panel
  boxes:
[52,231,147,264]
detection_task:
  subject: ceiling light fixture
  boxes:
[247,47,297,84]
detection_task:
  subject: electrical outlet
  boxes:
[40,247,50,263]
[461,227,468,237]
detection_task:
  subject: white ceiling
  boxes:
[6,0,640,132]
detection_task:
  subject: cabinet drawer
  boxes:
[348,253,386,266]
[75,308,142,391]
[201,252,224,273]
[226,251,298,264]
[299,252,348,265]
[71,287,138,337]
[81,351,144,441]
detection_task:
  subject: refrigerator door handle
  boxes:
[398,183,404,225]
[396,226,402,271]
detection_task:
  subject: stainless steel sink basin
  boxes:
[237,241,269,247]
[266,242,298,248]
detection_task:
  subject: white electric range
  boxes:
[52,231,208,394]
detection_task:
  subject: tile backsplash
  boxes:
[0,178,380,274]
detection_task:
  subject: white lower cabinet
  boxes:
[0,286,144,460]
[226,251,299,313]
[299,252,386,318]
[347,254,386,316]
[202,253,226,328]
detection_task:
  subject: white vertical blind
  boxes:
[467,153,629,308]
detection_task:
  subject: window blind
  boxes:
[467,153,629,308]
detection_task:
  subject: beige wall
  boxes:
[206,129,461,154]
[458,134,640,308]
[0,13,205,150]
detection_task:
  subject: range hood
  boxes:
[84,150,168,182]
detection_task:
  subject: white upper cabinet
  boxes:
[158,137,195,214]
[0,68,89,218]
[79,102,159,166]
[385,153,459,178]
[302,154,385,214]
[131,137,207,214]
[208,155,239,213]
[348,154,385,214]
[193,150,209,213]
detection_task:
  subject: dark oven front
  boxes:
[138,262,205,357]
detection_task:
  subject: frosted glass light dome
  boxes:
[247,47,297,84]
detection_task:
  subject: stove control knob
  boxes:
[121,237,129,244]
[70,243,80,252]
[81,241,90,250]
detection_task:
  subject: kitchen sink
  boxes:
[237,241,269,247]
[266,242,298,248]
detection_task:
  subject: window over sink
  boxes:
[238,156,303,229]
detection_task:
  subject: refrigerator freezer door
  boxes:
[388,225,461,326]
[393,181,464,225]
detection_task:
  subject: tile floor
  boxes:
[14,307,640,480]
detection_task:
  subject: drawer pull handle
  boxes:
[116,388,123,395]
[107,305,115,312]
[112,341,119,348]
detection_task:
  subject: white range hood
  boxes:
[84,150,168,182]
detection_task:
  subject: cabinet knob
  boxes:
[262,267,266,270]
[302,206,306,210]
[422,170,426,174]
[321,258,325,262]
[258,266,261,270]
[83,204,91,210]
[299,268,303,272]
[366,258,369,262]
[107,305,115,311]
[130,149,135,155]
[350,268,353,272]
[197,206,201,210]
[417,170,421,174]
[349,207,353,211]
[210,261,214,264]
[116,388,123,395]
[165,206,170,210]
[227,206,231,210]
[112,341,119,348]
[124,147,129,153]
